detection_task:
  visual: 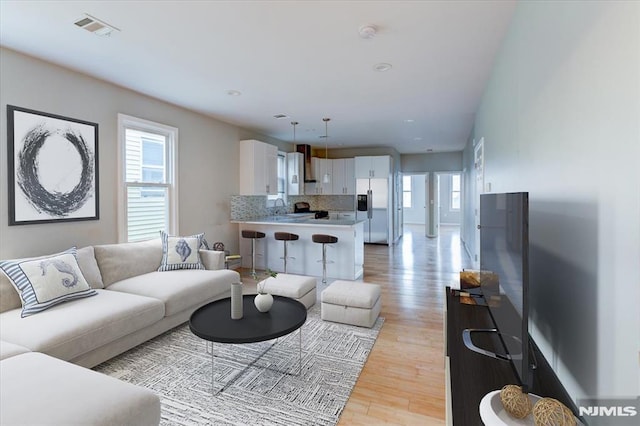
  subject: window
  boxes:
[118,114,178,242]
[451,174,461,210]
[402,175,412,208]
[267,151,287,205]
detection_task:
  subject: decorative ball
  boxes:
[500,385,533,419]
[532,398,576,426]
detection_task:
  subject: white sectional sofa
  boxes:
[0,238,240,425]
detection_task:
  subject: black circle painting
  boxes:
[8,106,99,225]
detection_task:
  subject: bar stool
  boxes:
[274,232,299,273]
[312,234,338,284]
[241,230,266,275]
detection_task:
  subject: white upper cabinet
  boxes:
[355,155,391,178]
[311,157,332,194]
[239,139,278,195]
[332,158,355,195]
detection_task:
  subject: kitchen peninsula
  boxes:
[232,215,364,280]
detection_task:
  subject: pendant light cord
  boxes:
[322,118,331,184]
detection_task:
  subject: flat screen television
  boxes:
[463,192,534,392]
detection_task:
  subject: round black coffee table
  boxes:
[189,295,307,394]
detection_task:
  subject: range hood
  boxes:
[296,144,316,182]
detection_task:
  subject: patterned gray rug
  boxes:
[95,302,383,425]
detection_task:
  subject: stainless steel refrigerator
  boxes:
[356,178,391,244]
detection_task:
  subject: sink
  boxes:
[286,213,315,219]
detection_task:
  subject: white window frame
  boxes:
[117,113,179,242]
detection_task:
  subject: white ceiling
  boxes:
[0,0,516,154]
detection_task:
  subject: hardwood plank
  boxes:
[239,224,472,424]
[339,224,472,424]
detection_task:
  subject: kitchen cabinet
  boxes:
[331,158,355,195]
[355,155,390,179]
[239,139,278,195]
[311,157,332,194]
[287,152,303,195]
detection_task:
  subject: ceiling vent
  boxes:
[74,14,120,37]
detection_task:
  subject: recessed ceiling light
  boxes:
[404,119,415,123]
[413,137,422,141]
[273,114,289,119]
[226,90,241,96]
[358,25,377,39]
[373,63,392,72]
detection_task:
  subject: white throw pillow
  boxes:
[158,231,205,271]
[0,247,97,317]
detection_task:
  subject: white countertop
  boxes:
[232,214,363,227]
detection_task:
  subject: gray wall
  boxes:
[401,151,462,173]
[461,1,639,401]
[0,47,277,258]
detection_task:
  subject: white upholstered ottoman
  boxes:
[261,274,317,309]
[321,280,381,328]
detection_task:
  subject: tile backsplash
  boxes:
[230,195,355,220]
[290,195,355,212]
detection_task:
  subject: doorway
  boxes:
[402,172,462,237]
[401,174,426,225]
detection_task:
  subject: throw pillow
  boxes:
[158,231,205,271]
[0,247,97,318]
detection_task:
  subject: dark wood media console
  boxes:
[445,287,579,425]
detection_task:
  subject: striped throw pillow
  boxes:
[0,247,97,317]
[158,231,205,271]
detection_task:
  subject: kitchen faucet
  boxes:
[274,198,286,215]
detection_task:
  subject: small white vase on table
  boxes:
[252,269,277,313]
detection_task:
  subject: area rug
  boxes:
[94,302,383,426]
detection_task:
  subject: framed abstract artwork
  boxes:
[6,105,99,225]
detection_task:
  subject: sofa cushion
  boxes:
[94,239,163,287]
[0,247,97,317]
[76,245,104,289]
[0,352,160,426]
[107,269,239,316]
[0,289,164,361]
[0,340,30,360]
[158,231,204,271]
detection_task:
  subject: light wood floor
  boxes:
[338,224,473,425]
[241,224,473,425]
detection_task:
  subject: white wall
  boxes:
[462,1,639,401]
[0,47,268,257]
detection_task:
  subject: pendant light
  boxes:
[322,118,331,184]
[290,121,299,184]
